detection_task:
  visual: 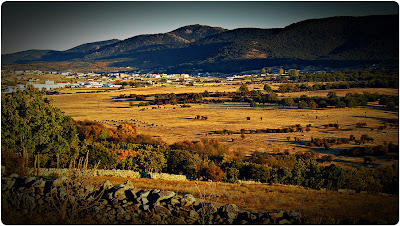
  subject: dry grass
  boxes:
[50,85,399,168]
[85,176,399,223]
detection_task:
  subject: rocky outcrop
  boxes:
[2,175,304,224]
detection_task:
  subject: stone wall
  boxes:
[1,174,304,224]
[34,168,187,181]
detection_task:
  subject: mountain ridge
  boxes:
[2,15,398,73]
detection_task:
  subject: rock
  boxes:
[113,184,125,190]
[175,209,190,218]
[21,195,36,211]
[262,218,271,224]
[198,204,218,217]
[289,211,301,218]
[9,173,19,178]
[52,177,67,186]
[125,188,141,201]
[153,190,175,203]
[137,189,151,198]
[101,180,113,190]
[109,208,116,215]
[171,217,186,225]
[227,212,238,221]
[32,179,46,187]
[116,208,126,219]
[220,203,238,213]
[170,197,180,206]
[181,194,196,206]
[141,198,149,205]
[114,188,127,200]
[189,210,200,219]
[279,219,292,224]
[250,212,259,221]
[152,214,162,222]
[35,187,45,195]
[4,179,15,190]
[269,210,285,220]
[154,205,172,217]
[124,214,131,221]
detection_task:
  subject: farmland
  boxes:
[51,84,399,169]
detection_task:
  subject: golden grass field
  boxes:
[85,176,399,223]
[51,84,399,169]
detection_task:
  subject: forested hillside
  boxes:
[2,15,398,73]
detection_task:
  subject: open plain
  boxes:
[51,83,399,169]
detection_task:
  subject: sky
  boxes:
[1,1,398,54]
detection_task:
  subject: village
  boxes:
[1,65,304,93]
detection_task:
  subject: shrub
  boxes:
[203,162,224,182]
[321,155,334,162]
[364,156,377,164]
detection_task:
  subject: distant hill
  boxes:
[2,15,398,73]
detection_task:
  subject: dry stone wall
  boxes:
[1,174,305,224]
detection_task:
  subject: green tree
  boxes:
[133,148,166,173]
[225,167,240,183]
[323,164,346,190]
[335,101,346,108]
[238,84,249,93]
[166,149,197,176]
[308,100,317,109]
[263,84,272,93]
[250,101,258,108]
[288,69,299,76]
[1,85,78,169]
[282,98,295,108]
[99,129,108,141]
[267,93,279,103]
[298,100,308,109]
[260,68,266,75]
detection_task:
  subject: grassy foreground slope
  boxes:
[87,176,398,223]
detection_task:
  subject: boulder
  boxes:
[153,190,175,203]
[170,197,180,206]
[189,210,200,219]
[279,219,292,224]
[154,205,172,217]
[197,204,218,217]
[52,176,68,187]
[137,189,151,199]
[32,179,46,187]
[9,173,19,178]
[289,211,301,220]
[269,210,285,220]
[114,188,127,200]
[140,198,149,205]
[220,203,238,213]
[181,194,196,206]
[101,180,113,190]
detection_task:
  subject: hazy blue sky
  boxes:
[2,1,398,54]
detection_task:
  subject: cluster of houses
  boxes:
[1,70,195,93]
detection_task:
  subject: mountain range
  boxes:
[2,15,398,73]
